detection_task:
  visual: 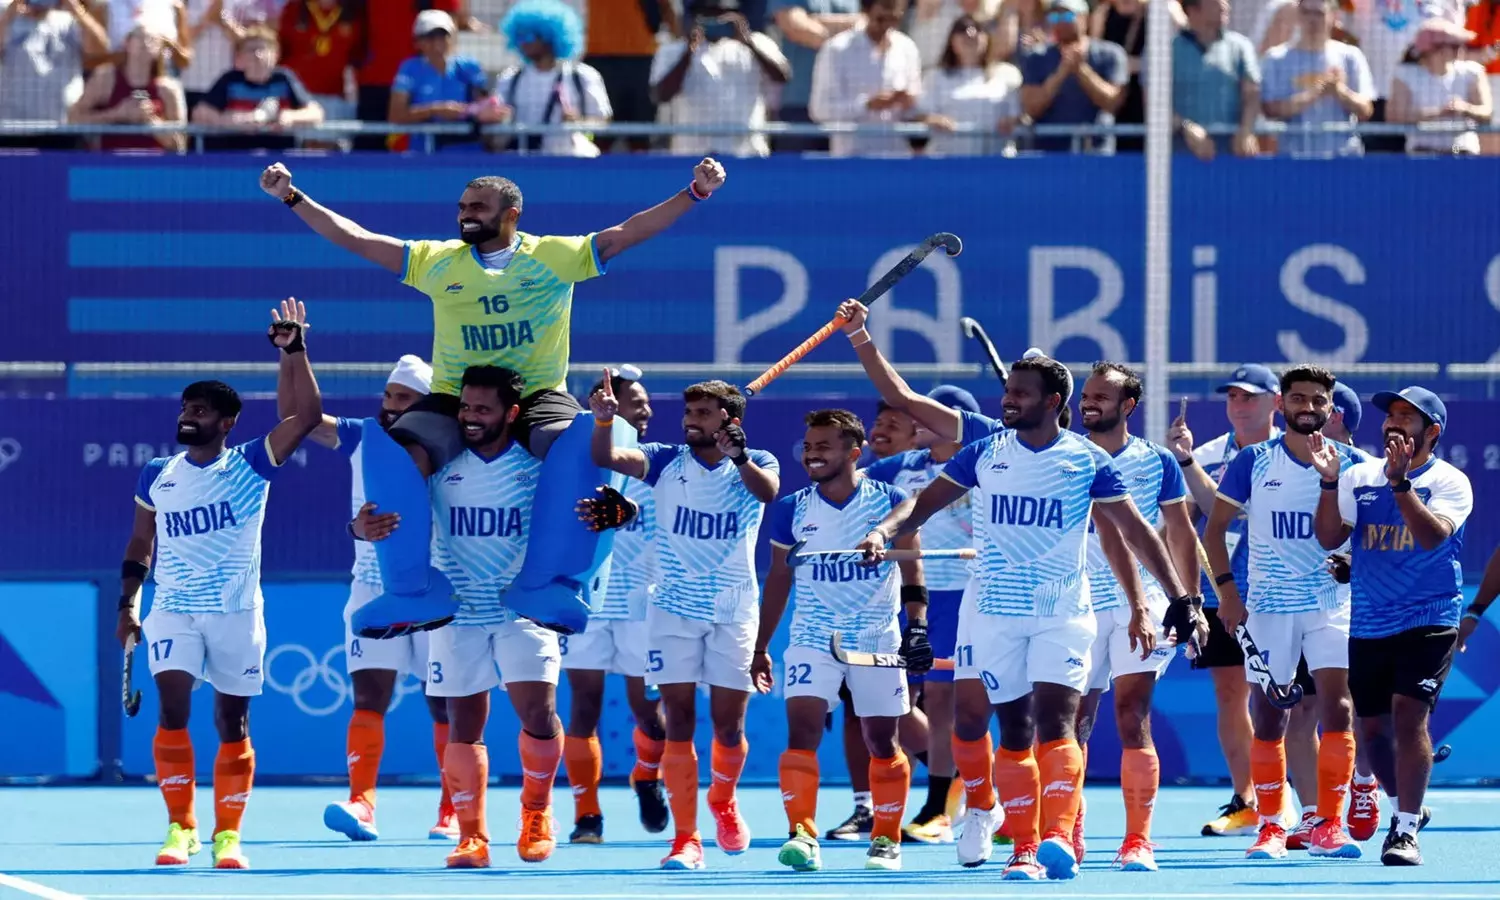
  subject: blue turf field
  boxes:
[2,785,1498,900]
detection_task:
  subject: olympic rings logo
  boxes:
[264,643,425,717]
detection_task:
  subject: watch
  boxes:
[1391,479,1413,494]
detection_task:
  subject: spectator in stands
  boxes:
[1172,0,1260,160]
[770,0,861,151]
[1348,0,1444,152]
[584,0,677,151]
[69,25,186,150]
[1089,0,1183,151]
[91,0,189,68]
[1019,0,1128,153]
[0,0,109,148]
[650,0,790,157]
[491,0,611,157]
[913,13,1020,154]
[908,0,1000,71]
[182,0,278,111]
[991,0,1044,62]
[1388,17,1491,154]
[1467,0,1500,153]
[1260,0,1373,157]
[387,9,500,150]
[191,24,323,149]
[354,0,478,150]
[277,0,361,125]
[810,0,922,157]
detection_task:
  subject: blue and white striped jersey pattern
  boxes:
[1084,437,1187,611]
[596,476,656,621]
[1191,428,1282,606]
[768,479,909,652]
[641,443,780,624]
[1216,437,1359,614]
[430,442,543,626]
[135,438,281,614]
[863,449,973,591]
[942,430,1129,617]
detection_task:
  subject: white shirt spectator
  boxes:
[181,0,276,94]
[649,32,789,157]
[908,0,1003,69]
[494,61,611,157]
[809,22,923,156]
[1392,57,1484,152]
[916,62,1021,153]
[1348,0,1470,100]
[0,6,86,121]
[104,0,179,48]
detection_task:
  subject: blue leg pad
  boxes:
[350,419,457,637]
[507,413,639,634]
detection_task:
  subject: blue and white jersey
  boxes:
[641,443,780,624]
[863,450,973,591]
[1191,428,1282,607]
[596,476,656,622]
[959,409,1003,444]
[430,442,543,626]
[942,429,1129,617]
[135,437,282,614]
[1216,437,1359,614]
[1084,437,1188,611]
[1339,458,1473,638]
[333,417,382,591]
[768,480,909,652]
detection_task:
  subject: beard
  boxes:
[1287,411,1330,435]
[1002,406,1044,430]
[378,407,402,429]
[459,215,502,246]
[461,421,507,447]
[176,422,213,446]
[1385,426,1427,454]
[1081,409,1121,433]
[805,460,843,483]
[685,430,716,448]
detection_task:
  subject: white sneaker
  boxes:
[956,805,1003,868]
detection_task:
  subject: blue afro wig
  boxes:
[501,0,584,61]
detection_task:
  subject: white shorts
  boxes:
[1244,605,1350,685]
[783,644,910,718]
[142,607,266,697]
[425,620,561,698]
[955,595,1096,705]
[644,605,755,692]
[1085,599,1177,692]
[560,617,649,677]
[344,581,431,679]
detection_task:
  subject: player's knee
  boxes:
[351,670,397,713]
[567,691,604,736]
[712,722,744,747]
[1390,697,1430,742]
[424,694,449,726]
[214,702,250,743]
[157,704,190,732]
[1319,693,1354,733]
[1213,671,1250,706]
[861,720,899,759]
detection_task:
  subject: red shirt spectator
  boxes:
[279,0,363,96]
[357,0,460,88]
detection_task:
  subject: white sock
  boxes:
[1302,803,1319,817]
[853,791,872,810]
[1353,772,1378,787]
[1395,811,1420,837]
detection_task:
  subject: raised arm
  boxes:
[592,159,726,264]
[1385,432,1465,551]
[588,372,649,478]
[264,299,325,464]
[259,162,406,273]
[1308,433,1353,550]
[274,338,340,449]
[839,299,965,442]
[715,418,779,503]
[860,479,964,559]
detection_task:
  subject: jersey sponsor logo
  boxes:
[1356,489,1379,505]
[989,494,1064,529]
[1418,678,1439,693]
[459,320,536,353]
[799,523,819,534]
[444,473,464,484]
[1362,523,1416,552]
[671,507,740,540]
[1262,479,1284,489]
[1272,510,1314,541]
[163,501,239,538]
[1066,656,1084,668]
[449,505,526,537]
[158,480,177,490]
[988,461,1010,471]
[445,282,464,293]
[808,557,883,584]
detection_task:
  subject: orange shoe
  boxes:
[1284,811,1318,850]
[709,799,750,855]
[1308,817,1362,859]
[1348,781,1381,842]
[662,831,706,870]
[518,807,557,863]
[1247,822,1288,860]
[1115,833,1158,872]
[446,835,490,869]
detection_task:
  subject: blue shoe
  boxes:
[350,569,456,639]
[324,800,379,842]
[1037,833,1079,879]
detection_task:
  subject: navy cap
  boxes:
[1372,386,1447,433]
[928,384,982,415]
[1216,364,1279,395]
[1331,382,1362,434]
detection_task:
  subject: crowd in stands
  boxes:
[0,0,1496,155]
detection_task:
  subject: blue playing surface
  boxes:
[2,785,1498,899]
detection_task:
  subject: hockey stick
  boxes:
[959,317,1008,384]
[122,632,142,717]
[785,540,976,569]
[1195,540,1304,710]
[829,633,956,671]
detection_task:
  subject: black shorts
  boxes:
[389,389,582,469]
[1349,626,1458,718]
[1294,654,1317,698]
[1191,606,1246,670]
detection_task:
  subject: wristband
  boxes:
[847,327,871,346]
[1214,572,1235,587]
[901,585,930,609]
[731,452,749,467]
[1177,455,1197,468]
[122,560,149,581]
[594,417,615,428]
[1320,479,1339,491]
[283,188,304,208]
[347,520,365,541]
[1464,610,1483,623]
[118,594,139,612]
[1392,479,1413,493]
[688,181,710,202]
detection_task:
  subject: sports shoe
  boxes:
[662,831,706,870]
[902,811,953,844]
[446,835,490,869]
[1073,796,1087,863]
[1115,833,1158,872]
[1381,829,1422,866]
[992,816,1014,846]
[569,813,603,844]
[429,802,460,840]
[825,805,873,841]
[1002,843,1044,880]
[956,805,1001,867]
[1203,794,1260,836]
[1037,830,1079,880]
[211,830,249,870]
[778,824,822,872]
[1348,781,1380,841]
[709,798,750,855]
[1246,822,1288,860]
[865,835,902,870]
[517,807,556,862]
[155,822,201,866]
[1308,818,1361,859]
[324,799,379,842]
[1284,811,1318,850]
[632,775,670,834]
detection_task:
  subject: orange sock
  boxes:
[995,745,1041,845]
[213,739,255,836]
[153,727,196,829]
[869,752,912,843]
[444,742,489,841]
[1317,730,1357,821]
[347,709,384,808]
[952,734,998,811]
[1250,738,1287,823]
[662,740,699,836]
[519,730,563,811]
[433,723,452,810]
[1120,747,1160,839]
[564,735,603,819]
[1038,739,1084,839]
[707,738,747,806]
[778,749,819,835]
[632,727,666,782]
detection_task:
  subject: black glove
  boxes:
[1162,594,1206,649]
[901,619,934,675]
[719,422,749,464]
[1327,553,1351,585]
[575,485,639,533]
[267,319,306,354]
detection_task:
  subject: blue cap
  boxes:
[1331,382,1362,434]
[1371,386,1447,433]
[1216,364,1279,395]
[928,384,981,415]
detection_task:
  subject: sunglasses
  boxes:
[1046,9,1078,23]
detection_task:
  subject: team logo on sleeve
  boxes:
[445,282,465,293]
